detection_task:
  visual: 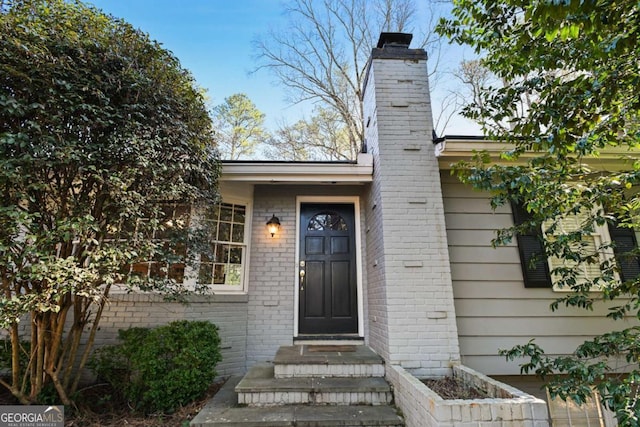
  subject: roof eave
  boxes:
[220,153,374,184]
[435,138,640,171]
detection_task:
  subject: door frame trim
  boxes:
[294,196,364,338]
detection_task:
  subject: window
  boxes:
[543,208,613,291]
[120,200,250,294]
[512,202,639,290]
[129,203,190,284]
[307,212,348,231]
[197,202,248,291]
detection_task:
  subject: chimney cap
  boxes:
[376,32,413,48]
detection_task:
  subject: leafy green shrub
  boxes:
[89,321,221,413]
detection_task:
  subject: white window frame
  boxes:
[191,197,252,294]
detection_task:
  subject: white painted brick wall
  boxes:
[362,46,461,376]
[246,185,369,367]
[96,293,248,377]
[386,364,550,427]
[246,186,297,366]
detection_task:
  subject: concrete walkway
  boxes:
[190,375,404,426]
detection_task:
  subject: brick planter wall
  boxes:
[386,364,550,427]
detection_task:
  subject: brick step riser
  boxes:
[237,390,393,406]
[274,363,385,378]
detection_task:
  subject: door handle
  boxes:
[299,269,305,291]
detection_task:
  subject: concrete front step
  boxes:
[236,365,393,406]
[273,345,385,378]
[191,376,404,427]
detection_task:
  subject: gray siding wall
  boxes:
[442,172,633,374]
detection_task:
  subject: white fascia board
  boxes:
[220,154,373,184]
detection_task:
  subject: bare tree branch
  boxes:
[253,0,447,160]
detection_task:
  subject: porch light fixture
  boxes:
[266,214,281,237]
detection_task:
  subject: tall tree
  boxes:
[212,93,267,160]
[0,0,219,404]
[265,107,352,161]
[253,0,443,160]
[438,0,640,423]
[433,59,497,132]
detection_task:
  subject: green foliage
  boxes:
[89,321,222,414]
[212,93,267,160]
[437,0,640,422]
[501,336,640,426]
[0,0,219,404]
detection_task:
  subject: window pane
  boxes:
[149,261,166,279]
[234,206,245,224]
[199,263,213,284]
[130,262,149,277]
[218,222,231,242]
[220,204,233,222]
[215,244,229,263]
[213,264,226,284]
[308,213,347,231]
[232,223,244,243]
[225,265,241,285]
[230,247,242,264]
[174,205,190,221]
[168,263,185,282]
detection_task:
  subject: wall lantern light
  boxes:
[266,214,281,237]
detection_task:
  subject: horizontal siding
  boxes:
[460,356,530,375]
[451,264,523,281]
[442,172,635,375]
[449,246,519,263]
[455,298,620,317]
[457,317,622,336]
[445,213,513,229]
[446,229,515,247]
[459,336,590,355]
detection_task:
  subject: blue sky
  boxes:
[87,0,481,135]
[87,1,292,125]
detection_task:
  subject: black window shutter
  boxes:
[511,202,552,288]
[608,224,640,282]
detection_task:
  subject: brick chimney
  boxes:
[362,33,461,377]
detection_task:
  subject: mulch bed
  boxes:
[0,378,226,427]
[422,376,488,400]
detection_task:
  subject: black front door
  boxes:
[299,203,358,334]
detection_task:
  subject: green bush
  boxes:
[89,321,222,413]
